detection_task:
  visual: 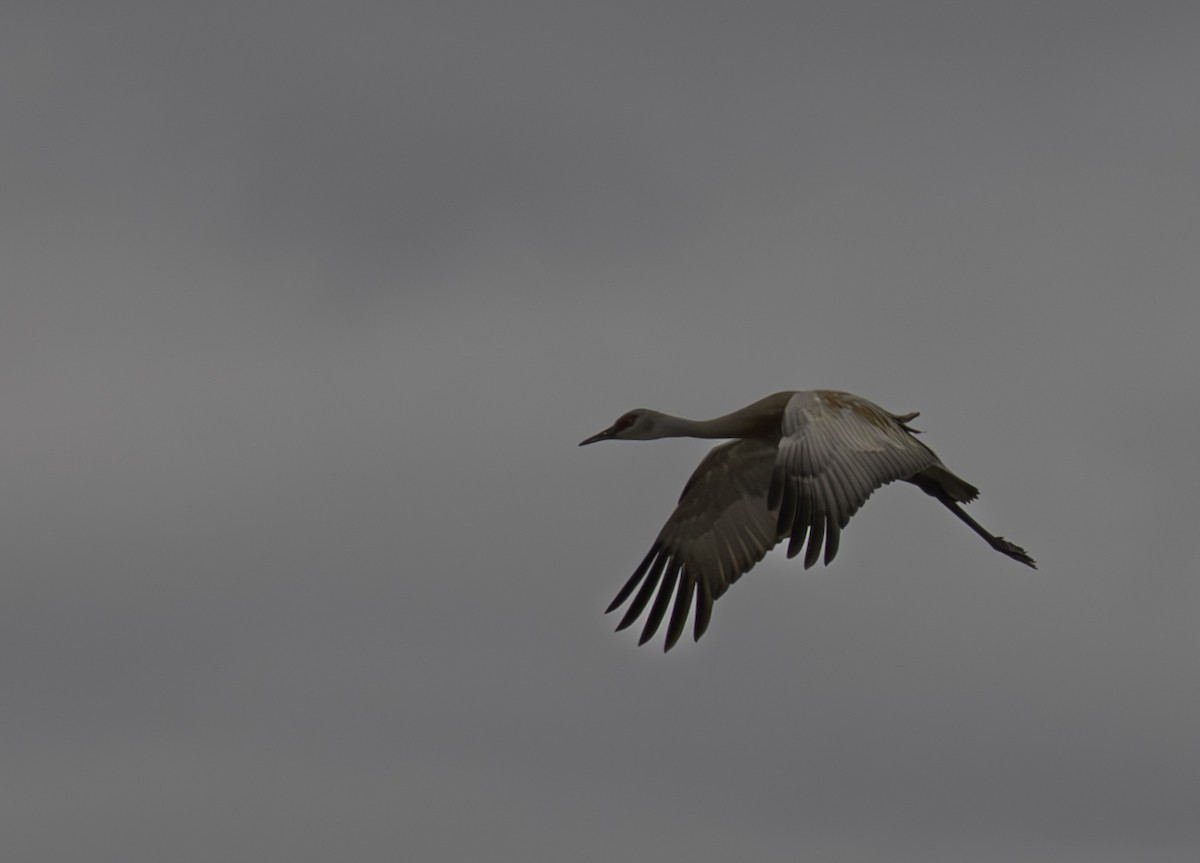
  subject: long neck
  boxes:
[648,392,793,440]
[651,409,772,440]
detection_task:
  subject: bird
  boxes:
[580,389,1035,651]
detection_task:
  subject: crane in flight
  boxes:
[580,389,1035,651]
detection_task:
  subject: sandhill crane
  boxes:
[580,389,1035,651]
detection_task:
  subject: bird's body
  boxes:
[580,389,1035,651]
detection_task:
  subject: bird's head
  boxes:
[579,409,665,445]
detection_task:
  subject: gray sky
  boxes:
[4,2,1200,860]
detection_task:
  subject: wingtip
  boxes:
[614,609,638,632]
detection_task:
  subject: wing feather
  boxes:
[606,439,781,651]
[665,568,696,650]
[772,390,944,569]
[606,543,659,614]
[615,550,669,632]
[640,562,681,646]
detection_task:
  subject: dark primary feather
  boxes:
[607,439,780,651]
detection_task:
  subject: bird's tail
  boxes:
[915,465,979,503]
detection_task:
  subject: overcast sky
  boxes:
[4,3,1200,861]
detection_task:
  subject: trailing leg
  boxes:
[909,472,1036,568]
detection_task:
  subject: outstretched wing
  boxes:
[607,439,781,651]
[767,390,942,569]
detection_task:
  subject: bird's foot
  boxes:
[993,536,1037,569]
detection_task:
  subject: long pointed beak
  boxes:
[579,426,616,446]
